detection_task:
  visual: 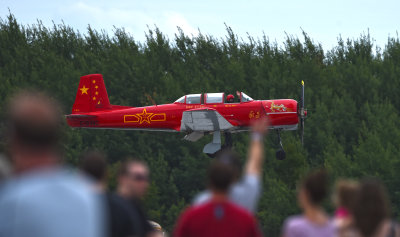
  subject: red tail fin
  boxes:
[72,74,111,113]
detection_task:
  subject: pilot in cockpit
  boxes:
[226,94,235,103]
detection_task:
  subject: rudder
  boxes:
[72,74,111,113]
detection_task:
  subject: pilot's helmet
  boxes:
[227,94,234,102]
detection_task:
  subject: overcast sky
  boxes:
[1,0,399,50]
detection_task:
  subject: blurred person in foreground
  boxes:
[81,151,153,237]
[148,221,166,237]
[193,117,269,213]
[333,179,359,235]
[282,169,336,237]
[117,159,154,237]
[80,150,108,192]
[349,178,400,237]
[173,149,263,237]
[0,154,11,183]
[0,91,104,237]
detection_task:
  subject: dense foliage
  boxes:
[1,13,400,236]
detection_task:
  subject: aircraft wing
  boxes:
[180,108,234,133]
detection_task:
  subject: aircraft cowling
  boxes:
[261,99,299,129]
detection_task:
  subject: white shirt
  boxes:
[0,167,105,237]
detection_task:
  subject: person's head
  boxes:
[353,178,390,237]
[333,179,359,210]
[226,94,234,103]
[207,150,241,195]
[148,221,165,237]
[118,159,150,199]
[298,169,329,210]
[6,91,63,174]
[79,151,107,190]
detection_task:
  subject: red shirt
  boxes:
[173,200,262,237]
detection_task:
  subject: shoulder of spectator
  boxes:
[174,206,197,235]
[394,220,400,237]
[283,215,305,233]
[228,201,255,221]
[192,190,211,205]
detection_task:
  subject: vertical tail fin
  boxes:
[72,74,111,113]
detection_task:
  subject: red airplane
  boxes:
[66,74,307,159]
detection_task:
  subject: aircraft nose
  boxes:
[261,101,269,112]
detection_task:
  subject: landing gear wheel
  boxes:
[221,132,233,149]
[276,149,286,160]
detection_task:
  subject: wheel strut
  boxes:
[276,129,286,160]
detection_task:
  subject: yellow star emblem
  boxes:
[80,85,89,95]
[93,97,96,101]
[137,109,153,124]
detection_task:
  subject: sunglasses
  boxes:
[128,173,150,182]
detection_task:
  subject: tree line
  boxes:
[1,13,400,236]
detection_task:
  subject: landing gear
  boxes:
[222,132,233,149]
[203,130,286,160]
[276,129,286,160]
[203,131,221,155]
[204,131,232,158]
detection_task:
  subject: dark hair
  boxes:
[80,151,107,182]
[6,91,62,153]
[335,180,359,210]
[118,158,147,178]
[301,169,328,205]
[353,178,390,237]
[207,150,240,192]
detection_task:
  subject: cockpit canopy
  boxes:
[174,92,253,104]
[205,93,224,103]
[186,94,202,104]
[241,92,253,102]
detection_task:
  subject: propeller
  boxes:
[299,80,307,145]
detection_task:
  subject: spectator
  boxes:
[333,179,359,235]
[0,91,104,237]
[193,117,269,213]
[0,154,11,196]
[351,178,400,237]
[174,150,262,237]
[80,151,143,237]
[117,159,153,237]
[282,169,336,237]
[0,154,11,183]
[148,221,166,237]
[80,150,108,192]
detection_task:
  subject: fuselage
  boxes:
[66,99,299,132]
